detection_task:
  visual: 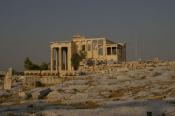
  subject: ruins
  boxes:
[25,35,126,76]
[24,35,126,86]
[4,68,12,90]
[50,34,126,72]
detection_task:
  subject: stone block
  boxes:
[31,88,52,99]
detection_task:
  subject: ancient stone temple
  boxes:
[50,34,126,73]
[24,35,126,86]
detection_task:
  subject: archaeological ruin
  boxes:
[25,35,126,75]
[4,68,12,90]
[24,35,126,87]
[50,35,126,72]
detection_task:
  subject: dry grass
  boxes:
[147,95,165,100]
[0,93,20,105]
[152,72,162,77]
[128,86,147,94]
[69,101,100,109]
[109,89,125,99]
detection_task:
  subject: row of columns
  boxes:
[50,47,69,72]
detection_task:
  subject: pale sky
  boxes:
[0,0,175,70]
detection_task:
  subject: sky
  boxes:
[0,0,175,71]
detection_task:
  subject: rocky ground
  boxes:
[1,62,175,116]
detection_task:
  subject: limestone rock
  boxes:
[31,88,52,99]
[0,90,11,98]
[100,91,112,98]
[18,91,28,100]
[47,90,65,102]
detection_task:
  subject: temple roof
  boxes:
[106,39,117,44]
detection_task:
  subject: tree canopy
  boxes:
[71,53,82,70]
[24,57,49,70]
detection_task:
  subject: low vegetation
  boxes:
[71,51,87,70]
[24,57,49,70]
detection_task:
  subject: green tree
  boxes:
[31,64,40,70]
[24,57,34,70]
[24,57,48,70]
[71,53,82,70]
[40,63,49,70]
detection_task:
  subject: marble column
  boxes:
[116,46,117,55]
[55,48,58,71]
[50,47,54,71]
[59,47,62,72]
[67,46,72,71]
[111,47,112,55]
[65,48,68,70]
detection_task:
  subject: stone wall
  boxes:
[24,76,62,88]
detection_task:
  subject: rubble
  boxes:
[1,60,175,115]
[30,88,52,99]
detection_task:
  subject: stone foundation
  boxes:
[24,70,76,77]
[24,76,62,88]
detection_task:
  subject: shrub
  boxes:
[24,57,48,70]
[71,53,82,70]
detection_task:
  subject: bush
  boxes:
[71,53,82,70]
[24,57,48,70]
[40,63,49,70]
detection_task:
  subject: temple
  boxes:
[50,35,126,73]
[24,34,126,87]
